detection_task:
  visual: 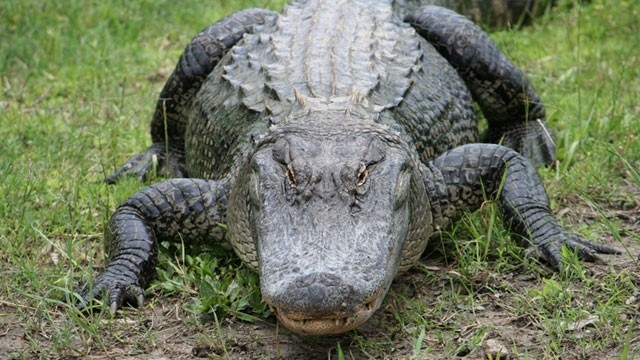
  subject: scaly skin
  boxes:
[78,1,619,335]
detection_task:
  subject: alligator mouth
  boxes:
[268,298,381,335]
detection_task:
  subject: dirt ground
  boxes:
[2,184,639,359]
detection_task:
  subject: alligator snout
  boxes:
[279,272,360,317]
[263,271,383,335]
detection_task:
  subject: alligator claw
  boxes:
[107,292,144,315]
[110,301,119,316]
[104,143,186,183]
[76,273,146,314]
[529,232,620,268]
[104,151,158,184]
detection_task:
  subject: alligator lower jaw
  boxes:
[274,310,372,336]
[269,300,380,336]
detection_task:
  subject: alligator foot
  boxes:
[77,178,229,314]
[76,271,145,314]
[424,143,619,269]
[526,232,621,268]
[104,143,186,183]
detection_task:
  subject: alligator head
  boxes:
[228,121,430,335]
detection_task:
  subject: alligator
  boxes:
[78,0,619,335]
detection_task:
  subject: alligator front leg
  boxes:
[105,9,278,183]
[406,6,555,167]
[423,144,619,266]
[77,178,230,312]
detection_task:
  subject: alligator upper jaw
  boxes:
[268,297,382,336]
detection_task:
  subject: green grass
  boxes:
[1,0,639,358]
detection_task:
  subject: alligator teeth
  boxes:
[268,305,278,316]
[366,300,375,311]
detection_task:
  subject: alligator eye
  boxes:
[356,162,368,187]
[286,163,297,188]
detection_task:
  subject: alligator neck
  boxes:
[274,0,397,100]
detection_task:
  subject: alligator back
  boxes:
[186,0,477,179]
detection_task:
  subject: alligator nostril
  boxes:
[318,272,340,286]
[295,273,317,288]
[350,202,362,214]
[295,272,342,287]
